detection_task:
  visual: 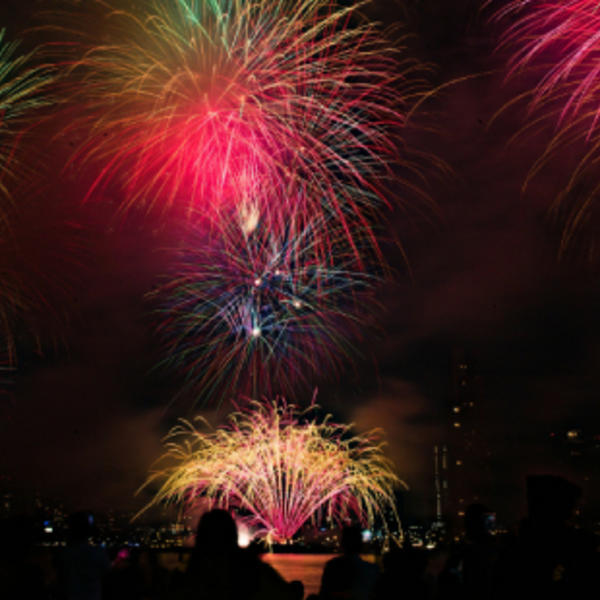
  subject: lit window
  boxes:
[453,422,461,428]
[456,460,462,466]
[453,406,460,414]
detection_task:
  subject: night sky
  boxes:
[1,0,599,527]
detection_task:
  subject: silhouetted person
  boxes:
[438,503,498,600]
[319,525,379,600]
[375,541,430,600]
[57,512,110,600]
[137,550,170,599]
[494,475,599,600]
[0,516,47,599]
[104,547,146,600]
[175,509,301,600]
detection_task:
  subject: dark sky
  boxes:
[1,0,600,526]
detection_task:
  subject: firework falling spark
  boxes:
[0,192,86,371]
[0,28,55,222]
[0,235,36,368]
[493,0,600,133]
[491,0,600,248]
[150,212,379,404]
[0,221,29,367]
[55,0,426,247]
[140,398,404,544]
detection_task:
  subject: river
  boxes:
[262,553,335,597]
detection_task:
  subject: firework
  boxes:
[0,331,14,399]
[140,398,403,544]
[491,0,600,247]
[150,212,379,403]
[0,28,55,221]
[0,192,85,371]
[493,0,600,133]
[56,0,425,246]
[0,223,26,367]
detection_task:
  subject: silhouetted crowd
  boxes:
[1,475,598,599]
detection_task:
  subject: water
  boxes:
[262,553,335,597]
[158,551,333,596]
[159,551,375,598]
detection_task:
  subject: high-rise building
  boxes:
[0,357,14,398]
[440,348,492,532]
[433,444,448,524]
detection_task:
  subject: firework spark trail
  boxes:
[0,28,55,222]
[0,231,24,366]
[140,398,404,543]
[0,195,86,371]
[490,0,600,248]
[52,0,427,251]
[150,211,380,404]
[0,28,56,365]
[0,222,45,368]
[493,1,600,132]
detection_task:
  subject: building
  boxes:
[438,348,492,533]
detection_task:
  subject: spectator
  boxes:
[493,475,599,599]
[175,509,301,600]
[438,503,498,600]
[375,541,430,600]
[0,516,47,599]
[57,512,111,600]
[319,525,379,600]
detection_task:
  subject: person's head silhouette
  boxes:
[526,475,581,526]
[68,511,93,543]
[194,509,238,554]
[464,503,493,542]
[340,524,363,555]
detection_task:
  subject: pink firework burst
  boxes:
[491,0,600,250]
[50,0,429,251]
[494,0,600,134]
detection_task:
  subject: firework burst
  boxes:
[493,0,600,132]
[150,212,379,404]
[0,220,29,367]
[54,0,426,247]
[0,28,55,222]
[491,0,600,248]
[140,398,403,544]
[0,190,86,372]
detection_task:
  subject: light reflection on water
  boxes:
[262,554,375,597]
[159,551,376,598]
[263,553,377,598]
[262,553,335,597]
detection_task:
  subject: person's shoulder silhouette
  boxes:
[58,511,111,600]
[494,475,599,600]
[179,509,300,600]
[319,525,378,600]
[0,516,47,599]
